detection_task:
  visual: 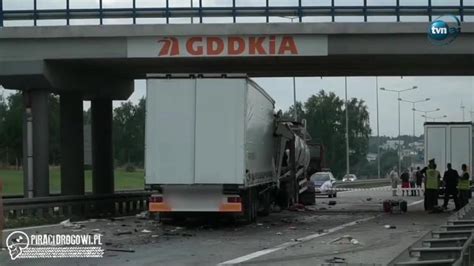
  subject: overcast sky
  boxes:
[1,0,473,137]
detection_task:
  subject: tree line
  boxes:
[0,89,381,178]
[0,92,145,169]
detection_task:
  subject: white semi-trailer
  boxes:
[145,77,310,222]
[424,122,473,176]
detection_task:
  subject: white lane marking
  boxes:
[408,199,424,206]
[217,216,375,265]
[219,198,425,265]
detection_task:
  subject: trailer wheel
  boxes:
[258,189,271,217]
[242,188,257,224]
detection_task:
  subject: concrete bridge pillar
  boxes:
[23,90,50,197]
[60,93,85,195]
[91,99,114,194]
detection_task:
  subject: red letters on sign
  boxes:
[278,36,298,55]
[207,37,224,55]
[186,37,203,55]
[249,37,267,55]
[228,37,245,55]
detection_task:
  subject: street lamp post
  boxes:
[380,86,418,175]
[414,108,441,122]
[399,98,430,167]
[376,77,380,179]
[345,77,350,175]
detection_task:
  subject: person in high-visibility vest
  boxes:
[423,159,441,211]
[459,164,470,208]
[0,177,3,248]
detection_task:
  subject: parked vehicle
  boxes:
[342,174,358,182]
[424,122,472,177]
[310,172,337,198]
[145,77,311,223]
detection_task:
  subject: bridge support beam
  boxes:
[91,99,114,195]
[60,93,85,196]
[23,90,50,197]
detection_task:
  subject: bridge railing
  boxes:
[0,0,473,27]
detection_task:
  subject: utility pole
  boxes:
[376,77,380,179]
[345,77,350,175]
[380,85,418,175]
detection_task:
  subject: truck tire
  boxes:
[277,182,290,209]
[242,188,257,223]
[258,189,271,217]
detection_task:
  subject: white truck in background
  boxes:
[145,76,311,222]
[424,122,473,177]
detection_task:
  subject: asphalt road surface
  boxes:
[1,188,456,266]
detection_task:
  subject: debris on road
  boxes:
[350,239,360,245]
[328,201,337,206]
[384,225,396,229]
[115,231,133,236]
[141,229,152,233]
[136,211,149,219]
[326,257,346,263]
[329,235,355,245]
[288,203,306,211]
[276,232,283,235]
[366,197,373,201]
[60,219,83,229]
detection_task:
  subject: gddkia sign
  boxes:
[127,35,328,57]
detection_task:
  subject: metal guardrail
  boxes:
[391,203,474,265]
[3,191,151,221]
[0,0,473,27]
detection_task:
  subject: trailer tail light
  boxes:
[227,196,241,203]
[149,194,171,212]
[219,196,242,212]
[149,195,163,203]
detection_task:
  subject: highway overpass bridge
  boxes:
[0,21,473,198]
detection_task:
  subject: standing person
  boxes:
[459,164,470,208]
[409,167,416,196]
[415,166,423,196]
[442,163,460,211]
[424,159,441,211]
[400,170,410,197]
[390,167,399,197]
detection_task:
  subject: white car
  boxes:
[342,174,357,182]
[309,172,337,198]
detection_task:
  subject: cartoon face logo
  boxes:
[6,231,30,260]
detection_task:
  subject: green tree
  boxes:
[285,90,371,179]
[113,98,145,168]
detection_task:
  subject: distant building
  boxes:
[408,141,424,152]
[381,140,404,150]
[366,153,377,162]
